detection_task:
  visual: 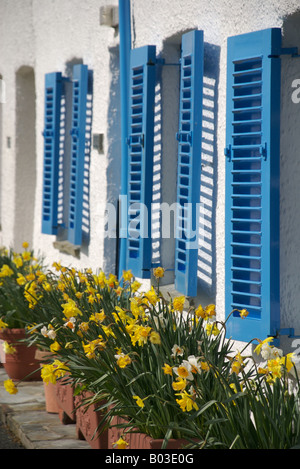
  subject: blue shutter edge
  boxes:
[174,30,204,297]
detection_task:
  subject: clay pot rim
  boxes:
[0,327,27,339]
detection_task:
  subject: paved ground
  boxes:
[0,418,24,449]
[0,367,90,449]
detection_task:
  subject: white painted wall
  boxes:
[0,0,120,273]
[1,0,300,352]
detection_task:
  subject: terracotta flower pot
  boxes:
[55,376,76,424]
[108,415,152,449]
[34,349,60,413]
[75,392,108,449]
[43,382,60,413]
[150,438,195,449]
[0,328,41,381]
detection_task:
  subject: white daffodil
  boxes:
[173,362,194,381]
[171,344,184,358]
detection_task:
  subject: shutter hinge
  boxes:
[42,129,54,138]
[157,58,180,66]
[224,144,231,161]
[126,134,144,147]
[269,47,300,59]
[260,142,267,160]
[70,128,79,137]
[275,328,300,339]
[176,131,193,144]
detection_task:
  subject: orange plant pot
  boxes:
[55,377,76,424]
[0,328,41,381]
[108,416,152,449]
[43,382,60,413]
[75,392,108,449]
[149,438,194,449]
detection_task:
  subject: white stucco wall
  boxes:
[0,0,120,273]
[1,0,300,353]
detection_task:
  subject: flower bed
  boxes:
[1,251,300,449]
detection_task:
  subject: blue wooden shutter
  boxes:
[174,30,204,297]
[68,64,89,246]
[225,28,281,342]
[41,72,63,235]
[126,45,156,278]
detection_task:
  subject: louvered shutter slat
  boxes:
[126,45,156,278]
[67,64,89,246]
[225,28,281,342]
[175,30,204,297]
[41,72,63,235]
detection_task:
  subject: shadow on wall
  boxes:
[15,66,36,251]
[103,45,121,276]
[56,57,93,257]
[279,10,300,342]
[151,31,220,300]
[197,41,220,301]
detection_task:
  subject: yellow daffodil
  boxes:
[101,325,115,338]
[17,274,26,285]
[206,323,220,336]
[94,271,106,288]
[41,364,57,385]
[24,281,41,308]
[13,256,23,268]
[50,341,61,353]
[172,377,187,391]
[52,360,69,379]
[254,337,274,356]
[89,311,106,323]
[130,298,145,319]
[123,270,133,283]
[200,361,210,372]
[267,358,283,380]
[115,353,131,368]
[106,273,118,288]
[2,341,16,354]
[239,308,249,318]
[61,298,82,318]
[78,321,89,333]
[231,351,244,374]
[42,282,52,292]
[0,264,14,277]
[131,280,141,293]
[144,287,158,306]
[283,353,295,372]
[22,251,31,261]
[82,338,106,359]
[162,363,173,376]
[131,325,152,346]
[4,379,18,394]
[133,395,145,408]
[175,390,199,412]
[153,267,165,279]
[195,304,206,319]
[113,437,129,449]
[149,331,161,344]
[205,304,216,318]
[173,296,185,312]
[0,318,8,330]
